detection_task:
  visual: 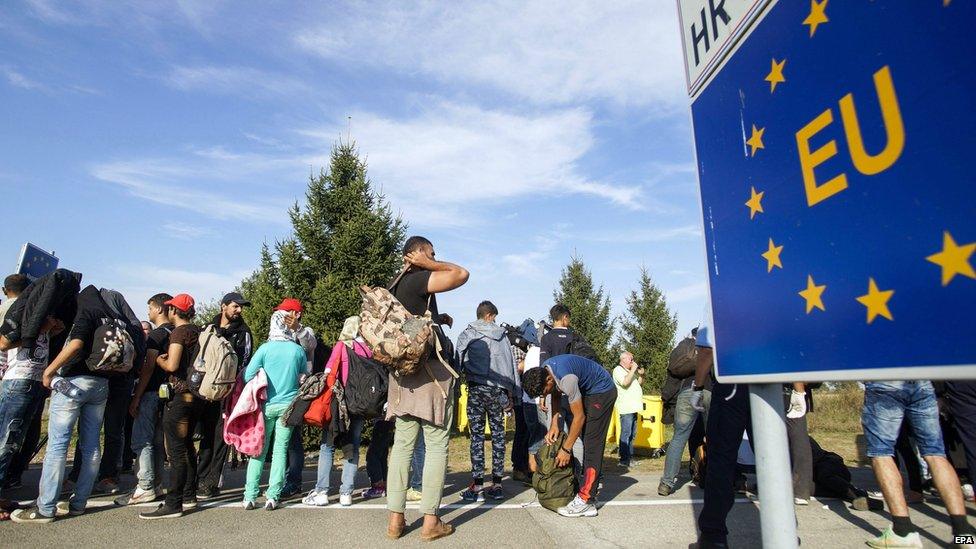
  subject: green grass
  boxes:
[32,385,869,473]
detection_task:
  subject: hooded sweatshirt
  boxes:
[456,319,518,392]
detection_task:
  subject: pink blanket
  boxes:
[223,369,267,457]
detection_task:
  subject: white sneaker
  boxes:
[129,487,160,505]
[264,499,279,511]
[866,526,922,548]
[794,497,809,506]
[557,495,598,518]
[302,490,330,506]
[242,500,256,510]
[339,493,353,506]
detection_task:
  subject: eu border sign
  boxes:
[681,1,976,382]
[16,243,58,282]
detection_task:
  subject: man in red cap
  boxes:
[196,292,253,499]
[140,293,203,519]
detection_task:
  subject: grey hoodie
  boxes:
[456,319,517,392]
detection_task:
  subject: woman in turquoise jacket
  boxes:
[242,304,307,510]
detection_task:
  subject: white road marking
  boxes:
[22,496,758,512]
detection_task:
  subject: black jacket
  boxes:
[1,268,82,358]
[210,313,253,370]
[60,285,116,378]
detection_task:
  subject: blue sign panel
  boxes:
[691,1,976,381]
[16,243,58,281]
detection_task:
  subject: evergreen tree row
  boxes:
[233,139,685,394]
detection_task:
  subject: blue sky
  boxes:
[0,0,709,344]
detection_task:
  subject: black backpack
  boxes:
[343,346,389,419]
[668,336,698,378]
[568,331,598,362]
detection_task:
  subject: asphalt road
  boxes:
[1,465,968,548]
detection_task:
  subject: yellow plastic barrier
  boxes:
[606,406,620,445]
[634,395,664,450]
[456,384,512,434]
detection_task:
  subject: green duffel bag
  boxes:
[532,433,578,512]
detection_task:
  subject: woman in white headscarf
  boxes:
[240,300,306,510]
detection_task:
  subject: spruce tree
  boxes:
[238,244,285,342]
[239,141,406,346]
[617,267,678,393]
[553,256,615,368]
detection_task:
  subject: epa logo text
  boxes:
[954,535,976,545]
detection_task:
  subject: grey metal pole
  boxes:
[749,383,799,549]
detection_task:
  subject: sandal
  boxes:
[387,516,406,540]
[387,524,405,540]
[420,521,454,542]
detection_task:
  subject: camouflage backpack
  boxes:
[358,270,434,376]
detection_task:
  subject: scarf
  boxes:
[268,310,297,342]
[338,316,360,347]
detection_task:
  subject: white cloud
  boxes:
[164,65,309,98]
[302,102,643,227]
[666,282,707,303]
[502,251,549,277]
[162,222,215,240]
[582,224,702,243]
[109,264,251,317]
[89,148,312,223]
[294,1,686,109]
[2,66,48,92]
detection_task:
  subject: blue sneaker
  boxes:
[460,483,484,502]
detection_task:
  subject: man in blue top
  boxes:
[522,354,616,518]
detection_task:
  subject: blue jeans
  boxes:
[0,378,47,488]
[526,401,549,456]
[37,376,109,517]
[130,391,164,491]
[863,381,945,458]
[410,434,425,490]
[618,412,637,465]
[662,387,710,488]
[315,416,365,495]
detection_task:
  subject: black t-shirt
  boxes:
[539,327,575,363]
[393,269,439,318]
[145,323,174,391]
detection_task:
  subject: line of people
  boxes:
[2,236,972,547]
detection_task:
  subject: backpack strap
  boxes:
[386,267,410,292]
[198,327,215,361]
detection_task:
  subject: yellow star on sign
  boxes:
[761,238,784,272]
[798,275,826,314]
[745,186,764,219]
[746,124,765,157]
[926,231,976,286]
[765,58,786,93]
[856,278,894,324]
[803,0,829,37]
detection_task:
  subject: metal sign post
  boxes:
[749,384,797,548]
[677,0,974,546]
